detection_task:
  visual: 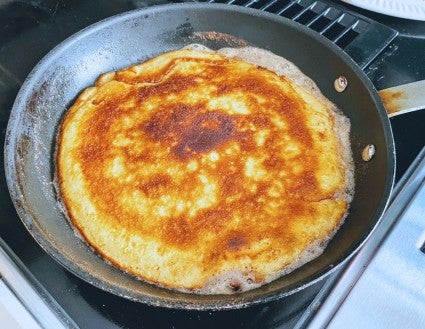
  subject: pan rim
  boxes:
[4,2,395,310]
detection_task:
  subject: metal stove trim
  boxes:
[198,0,398,68]
[0,238,78,329]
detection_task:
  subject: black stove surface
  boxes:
[1,1,424,328]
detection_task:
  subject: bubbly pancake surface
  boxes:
[57,47,353,294]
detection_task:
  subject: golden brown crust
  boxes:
[57,48,352,294]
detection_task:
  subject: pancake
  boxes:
[57,46,354,294]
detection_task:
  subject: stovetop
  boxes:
[0,1,424,328]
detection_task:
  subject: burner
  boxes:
[199,0,397,68]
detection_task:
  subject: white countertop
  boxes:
[0,279,42,329]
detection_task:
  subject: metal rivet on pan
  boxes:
[334,76,348,92]
[362,144,376,161]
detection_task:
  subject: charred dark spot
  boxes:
[174,111,234,158]
[229,280,242,292]
[227,234,246,250]
[143,104,235,160]
[137,174,172,197]
[142,104,197,142]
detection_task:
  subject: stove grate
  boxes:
[192,0,397,68]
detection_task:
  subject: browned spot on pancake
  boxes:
[179,111,234,154]
[226,234,246,251]
[115,58,230,85]
[291,168,319,199]
[144,105,235,159]
[138,174,172,197]
[215,72,313,149]
[163,216,193,246]
[138,75,197,100]
[161,208,231,247]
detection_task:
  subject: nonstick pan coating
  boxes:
[4,3,394,310]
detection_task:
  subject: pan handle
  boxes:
[378,80,425,118]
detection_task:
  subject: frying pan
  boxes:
[4,3,395,310]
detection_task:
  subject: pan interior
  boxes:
[4,3,394,310]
